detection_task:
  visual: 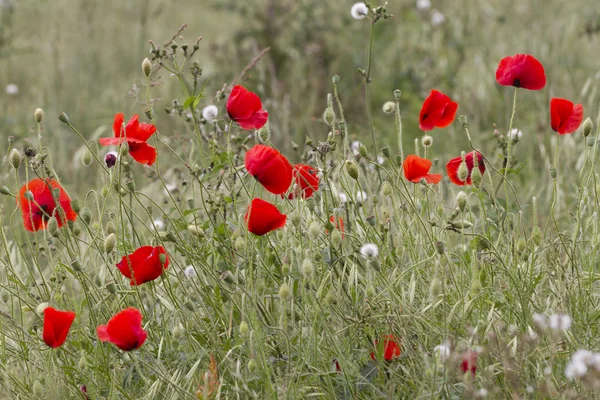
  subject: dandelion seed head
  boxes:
[184,265,196,278]
[416,0,431,11]
[509,128,523,141]
[350,2,369,20]
[152,219,165,231]
[549,313,572,332]
[360,243,379,259]
[5,83,18,95]
[431,10,446,26]
[202,105,219,122]
[433,343,451,361]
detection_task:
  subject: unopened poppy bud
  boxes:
[105,221,116,235]
[184,301,195,311]
[345,160,359,180]
[382,181,393,197]
[239,321,250,337]
[106,281,117,294]
[393,89,402,100]
[33,380,44,397]
[325,290,337,305]
[248,359,257,373]
[451,220,473,230]
[457,162,468,183]
[119,142,129,156]
[71,259,82,272]
[331,229,342,246]
[301,258,314,279]
[435,241,445,255]
[323,107,335,126]
[79,207,92,224]
[24,190,34,200]
[587,136,596,147]
[422,135,433,147]
[234,236,246,252]
[104,233,116,253]
[78,355,87,370]
[187,198,195,209]
[34,108,44,123]
[583,117,593,137]
[142,58,152,77]
[172,323,184,339]
[458,115,468,127]
[517,237,527,254]
[0,186,11,196]
[9,149,22,169]
[291,213,301,227]
[456,191,467,212]
[0,289,8,303]
[332,75,340,85]
[188,224,205,237]
[308,221,321,240]
[531,226,542,246]
[381,146,390,158]
[71,199,81,213]
[221,270,235,284]
[81,149,93,167]
[471,168,482,188]
[358,145,368,158]
[125,179,135,192]
[550,167,557,179]
[47,216,58,236]
[58,112,70,124]
[430,276,442,298]
[382,101,395,114]
[36,302,50,314]
[279,281,290,300]
[258,125,270,142]
[159,253,167,265]
[101,185,110,197]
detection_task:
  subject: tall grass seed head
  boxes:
[350,2,369,20]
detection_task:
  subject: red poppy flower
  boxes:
[419,90,458,131]
[446,151,485,186]
[370,335,401,361]
[97,307,147,351]
[495,54,546,91]
[403,155,442,184]
[245,198,287,236]
[226,85,269,130]
[42,307,76,348]
[18,178,77,232]
[245,145,293,195]
[288,164,320,199]
[328,215,345,238]
[460,350,477,375]
[99,113,157,166]
[116,246,169,286]
[550,97,583,135]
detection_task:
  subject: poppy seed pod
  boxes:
[79,207,92,225]
[34,108,44,123]
[422,135,433,147]
[104,233,116,253]
[58,112,70,124]
[393,89,402,100]
[142,58,152,77]
[279,282,290,300]
[382,101,395,114]
[345,160,359,180]
[81,149,93,167]
[583,117,593,137]
[9,149,22,169]
[0,186,11,196]
[47,216,58,236]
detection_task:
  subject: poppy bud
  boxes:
[435,241,445,255]
[172,323,184,339]
[187,198,195,209]
[105,221,116,235]
[421,135,433,147]
[71,199,81,213]
[456,191,467,212]
[188,224,205,237]
[101,185,110,197]
[9,149,22,169]
[46,216,59,236]
[239,321,250,337]
[583,117,593,137]
[279,281,290,300]
[345,160,359,180]
[71,259,82,272]
[471,168,482,188]
[382,181,393,197]
[381,146,390,158]
[517,237,527,254]
[142,58,152,77]
[24,190,34,200]
[58,112,70,124]
[550,167,557,179]
[458,115,468,127]
[184,301,195,311]
[0,290,7,304]
[33,380,44,397]
[104,233,116,253]
[144,108,154,120]
[81,149,93,167]
[106,281,117,294]
[382,101,395,114]
[221,270,235,284]
[325,290,337,305]
[323,107,335,126]
[301,258,314,279]
[234,236,246,252]
[0,186,11,196]
[430,276,442,298]
[393,89,402,100]
[34,108,44,123]
[308,221,321,240]
[358,145,368,158]
[332,75,340,85]
[79,207,92,225]
[94,274,103,287]
[587,136,596,147]
[258,125,270,142]
[457,161,468,183]
[119,142,129,156]
[331,229,342,246]
[159,253,168,266]
[248,359,257,373]
[78,355,87,370]
[291,213,301,227]
[451,220,473,230]
[531,226,542,246]
[36,302,50,314]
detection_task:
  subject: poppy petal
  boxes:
[227,85,263,121]
[245,145,293,195]
[128,142,157,166]
[245,198,287,236]
[236,109,269,130]
[43,307,76,348]
[495,54,546,91]
[116,246,168,285]
[403,155,433,182]
[419,90,457,131]
[97,307,147,351]
[99,137,127,147]
[18,178,77,232]
[445,151,485,186]
[288,164,320,199]
[551,98,583,134]
[437,101,459,128]
[113,113,124,137]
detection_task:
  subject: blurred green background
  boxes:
[1,0,600,196]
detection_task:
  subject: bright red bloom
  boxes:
[419,90,458,131]
[245,145,293,195]
[446,151,485,186]
[288,164,320,199]
[99,113,157,166]
[550,98,583,135]
[460,350,477,375]
[495,54,546,90]
[18,178,77,232]
[97,307,147,351]
[370,335,401,361]
[116,246,169,286]
[42,307,76,348]
[403,155,442,184]
[328,215,345,238]
[226,85,269,130]
[245,198,286,236]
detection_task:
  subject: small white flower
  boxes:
[350,2,369,20]
[360,243,379,259]
[476,388,488,398]
[431,10,446,26]
[351,140,362,156]
[543,367,552,375]
[339,193,348,204]
[377,155,385,165]
[532,313,547,330]
[509,128,523,141]
[152,219,165,231]
[572,349,593,365]
[549,313,572,332]
[184,265,196,278]
[565,360,588,380]
[164,183,178,196]
[355,191,368,203]
[525,385,534,394]
[202,105,219,122]
[433,343,451,361]
[5,83,18,95]
[415,0,431,11]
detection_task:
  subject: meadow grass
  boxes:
[1,0,600,399]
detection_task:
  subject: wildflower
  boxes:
[549,313,572,332]
[99,113,157,166]
[329,215,345,237]
[245,198,287,236]
[202,105,219,122]
[460,349,477,375]
[339,192,348,204]
[104,151,118,168]
[434,343,451,361]
[415,0,431,10]
[403,155,442,184]
[18,178,77,232]
[97,307,147,351]
[360,243,379,259]
[495,54,546,90]
[42,307,76,348]
[509,128,523,141]
[550,98,584,135]
[431,10,445,25]
[184,265,196,278]
[350,2,369,19]
[5,83,18,95]
[446,151,485,186]
[245,144,292,195]
[116,246,169,285]
[152,219,165,231]
[351,140,362,157]
[419,90,458,131]
[565,349,595,380]
[288,164,320,200]
[370,335,401,361]
[355,191,368,203]
[226,85,268,130]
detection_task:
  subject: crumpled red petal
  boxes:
[116,246,169,285]
[245,145,292,195]
[419,90,458,131]
[495,54,546,91]
[550,97,584,135]
[245,198,287,236]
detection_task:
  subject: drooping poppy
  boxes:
[288,164,320,199]
[550,98,583,135]
[99,113,157,166]
[245,145,293,195]
[42,307,76,348]
[116,246,169,286]
[97,307,147,351]
[446,151,485,186]
[460,350,477,375]
[245,198,286,236]
[403,155,442,184]
[419,90,458,131]
[226,85,269,130]
[370,335,401,361]
[495,54,546,91]
[18,178,77,232]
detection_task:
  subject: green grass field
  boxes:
[2,0,600,398]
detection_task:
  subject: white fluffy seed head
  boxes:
[416,0,431,10]
[184,265,196,278]
[202,105,219,122]
[431,10,446,26]
[350,2,369,20]
[152,219,165,231]
[549,313,572,332]
[360,243,379,259]
[5,83,18,95]
[433,343,451,361]
[509,128,523,141]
